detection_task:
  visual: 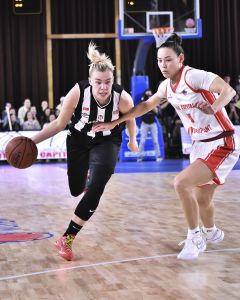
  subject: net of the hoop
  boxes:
[152,27,174,48]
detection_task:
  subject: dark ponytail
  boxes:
[159,33,184,56]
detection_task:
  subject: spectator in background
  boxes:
[38,100,49,126]
[18,98,31,125]
[226,93,240,125]
[40,107,51,127]
[172,115,183,144]
[55,108,61,118]
[1,102,12,120]
[137,89,162,162]
[235,93,240,110]
[2,108,20,129]
[235,75,240,96]
[22,111,41,131]
[43,112,56,128]
[223,75,240,125]
[160,99,177,140]
[30,106,39,121]
[3,113,21,131]
[223,74,232,86]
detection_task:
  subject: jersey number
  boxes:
[186,113,195,123]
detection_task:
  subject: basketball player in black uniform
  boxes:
[32,42,138,260]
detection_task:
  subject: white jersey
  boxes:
[157,66,235,141]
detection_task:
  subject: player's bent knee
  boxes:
[197,197,213,208]
[70,189,82,197]
[68,176,86,197]
[69,183,86,197]
[173,175,189,192]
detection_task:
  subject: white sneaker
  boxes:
[177,235,206,260]
[201,227,224,244]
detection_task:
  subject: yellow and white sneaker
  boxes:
[55,234,75,261]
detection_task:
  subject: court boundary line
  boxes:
[0,247,240,282]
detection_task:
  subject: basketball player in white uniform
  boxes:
[93,33,240,260]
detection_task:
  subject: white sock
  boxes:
[202,225,217,234]
[187,226,200,239]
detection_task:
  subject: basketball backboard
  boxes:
[119,0,201,40]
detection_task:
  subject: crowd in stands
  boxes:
[0,97,65,132]
[223,75,240,125]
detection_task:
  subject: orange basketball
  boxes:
[5,136,38,169]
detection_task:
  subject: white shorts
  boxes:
[190,133,240,185]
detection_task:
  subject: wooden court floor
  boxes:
[0,163,240,300]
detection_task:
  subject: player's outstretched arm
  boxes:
[92,93,162,132]
[31,84,80,144]
[119,90,138,152]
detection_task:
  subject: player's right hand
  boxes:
[195,101,215,115]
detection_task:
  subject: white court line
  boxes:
[0,247,240,282]
[215,199,240,203]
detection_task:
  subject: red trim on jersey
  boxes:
[200,91,234,132]
[184,68,200,93]
[170,65,185,93]
[184,69,234,133]
[199,135,235,185]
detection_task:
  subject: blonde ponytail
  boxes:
[87,42,115,76]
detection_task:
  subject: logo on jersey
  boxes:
[188,124,212,135]
[83,107,89,111]
[176,103,195,110]
[182,90,188,95]
[82,113,89,118]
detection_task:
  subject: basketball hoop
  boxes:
[151,27,174,48]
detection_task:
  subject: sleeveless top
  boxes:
[158,66,234,141]
[69,80,125,141]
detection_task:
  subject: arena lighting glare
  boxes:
[13,0,42,15]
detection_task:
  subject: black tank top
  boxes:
[69,80,125,141]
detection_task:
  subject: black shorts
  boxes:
[66,132,121,177]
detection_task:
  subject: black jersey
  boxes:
[141,110,156,124]
[69,80,125,141]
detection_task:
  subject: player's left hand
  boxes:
[92,121,116,132]
[127,140,138,152]
[195,101,215,114]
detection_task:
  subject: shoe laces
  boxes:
[178,238,190,247]
[203,228,222,240]
[178,236,202,247]
[64,235,74,251]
